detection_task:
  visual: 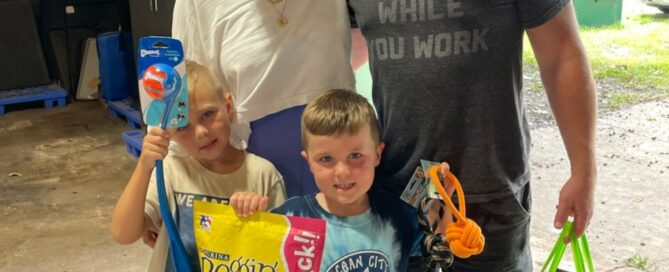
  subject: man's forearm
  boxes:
[543,53,597,180]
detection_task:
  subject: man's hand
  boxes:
[554,175,595,241]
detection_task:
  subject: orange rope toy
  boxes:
[428,165,485,258]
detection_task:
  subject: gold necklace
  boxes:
[266,0,288,27]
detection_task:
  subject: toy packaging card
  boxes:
[400,166,429,208]
[401,160,451,234]
[137,36,188,128]
[193,201,327,272]
[421,159,443,200]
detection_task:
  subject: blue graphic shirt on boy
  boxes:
[272,191,423,272]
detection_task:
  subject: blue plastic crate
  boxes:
[98,32,133,101]
[0,86,67,116]
[121,129,144,158]
[107,99,143,129]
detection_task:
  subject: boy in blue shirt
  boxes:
[272,89,451,271]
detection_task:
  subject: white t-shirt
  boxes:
[145,152,286,271]
[172,0,356,147]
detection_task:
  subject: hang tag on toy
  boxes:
[137,37,188,128]
[406,161,451,237]
[421,159,443,200]
[400,166,429,208]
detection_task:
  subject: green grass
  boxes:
[523,13,669,109]
[608,91,641,110]
[528,82,544,93]
[624,253,658,271]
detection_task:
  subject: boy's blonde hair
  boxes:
[185,60,225,102]
[301,89,379,147]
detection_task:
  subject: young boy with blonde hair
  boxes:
[111,61,287,271]
[272,89,448,271]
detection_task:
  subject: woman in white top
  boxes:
[172,0,356,197]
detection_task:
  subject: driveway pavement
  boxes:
[530,98,669,271]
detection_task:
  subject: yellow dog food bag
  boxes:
[193,200,326,272]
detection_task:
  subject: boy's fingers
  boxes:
[249,196,261,214]
[144,139,169,155]
[225,193,272,217]
[155,138,170,149]
[439,162,450,174]
[142,231,157,248]
[148,128,171,141]
[148,128,165,136]
[240,200,248,216]
[239,194,250,216]
[150,134,170,146]
[444,183,455,196]
[243,195,253,217]
[229,194,240,213]
[145,146,166,158]
[439,162,456,195]
[259,197,269,212]
[142,147,164,160]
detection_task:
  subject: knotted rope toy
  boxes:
[428,165,485,258]
[415,197,453,270]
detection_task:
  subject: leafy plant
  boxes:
[624,253,658,271]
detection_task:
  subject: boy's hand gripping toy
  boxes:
[428,166,485,259]
[138,37,191,272]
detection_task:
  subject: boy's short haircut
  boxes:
[301,89,379,146]
[185,60,225,101]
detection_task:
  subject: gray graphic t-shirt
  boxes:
[348,0,568,201]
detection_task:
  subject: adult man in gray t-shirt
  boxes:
[348,0,597,270]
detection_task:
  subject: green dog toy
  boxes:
[541,221,595,272]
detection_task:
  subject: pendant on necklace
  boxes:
[277,16,288,27]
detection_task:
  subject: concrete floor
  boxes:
[0,101,151,271]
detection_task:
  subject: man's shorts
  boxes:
[447,183,533,272]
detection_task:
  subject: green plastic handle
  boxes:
[541,221,595,272]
